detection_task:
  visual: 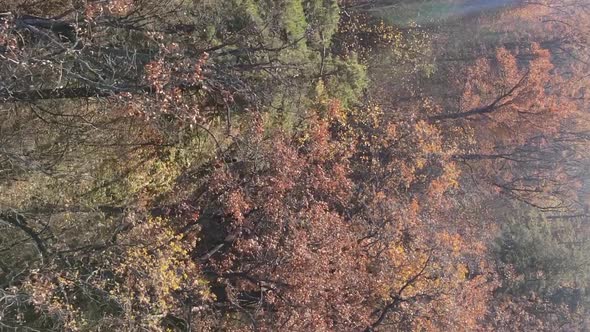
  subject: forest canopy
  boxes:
[0,0,589,331]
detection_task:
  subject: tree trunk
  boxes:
[428,105,493,121]
[0,82,201,102]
